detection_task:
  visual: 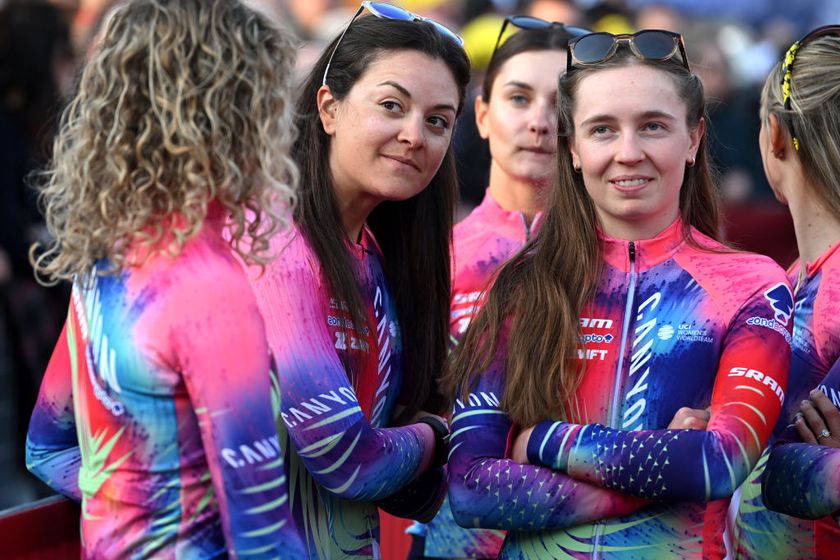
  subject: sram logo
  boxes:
[727,366,785,404]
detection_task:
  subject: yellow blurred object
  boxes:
[394,0,449,11]
[593,14,635,35]
[460,14,505,72]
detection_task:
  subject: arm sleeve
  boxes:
[527,287,791,502]
[255,260,434,502]
[447,356,647,531]
[25,319,83,502]
[171,267,306,557]
[763,358,840,519]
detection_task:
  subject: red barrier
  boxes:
[0,495,80,559]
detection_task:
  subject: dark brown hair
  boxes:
[294,15,470,417]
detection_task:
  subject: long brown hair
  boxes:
[293,15,470,417]
[444,46,720,426]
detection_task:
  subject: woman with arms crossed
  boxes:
[445,29,792,559]
[739,26,840,559]
[25,0,306,556]
[247,2,469,557]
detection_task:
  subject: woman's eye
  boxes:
[592,125,610,135]
[428,115,450,130]
[644,122,664,132]
[382,100,402,112]
[510,94,528,105]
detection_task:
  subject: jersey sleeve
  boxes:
[447,353,647,531]
[169,264,306,557]
[254,255,435,503]
[762,358,840,519]
[526,283,792,502]
[25,319,83,502]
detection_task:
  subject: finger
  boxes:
[682,417,707,430]
[810,390,840,435]
[800,399,831,442]
[794,413,818,444]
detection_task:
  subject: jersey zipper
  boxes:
[519,213,532,240]
[592,240,637,558]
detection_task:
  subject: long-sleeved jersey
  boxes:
[248,224,443,559]
[762,363,840,557]
[25,212,306,558]
[424,191,540,558]
[448,219,792,559]
[742,243,840,559]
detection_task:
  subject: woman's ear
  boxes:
[317,85,338,135]
[767,113,787,159]
[475,94,490,140]
[687,117,705,164]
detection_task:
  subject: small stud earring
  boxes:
[573,162,581,173]
[686,156,696,167]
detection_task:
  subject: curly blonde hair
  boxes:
[31,0,299,283]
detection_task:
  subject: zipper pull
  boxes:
[628,241,636,263]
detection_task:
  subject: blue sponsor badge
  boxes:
[764,283,793,327]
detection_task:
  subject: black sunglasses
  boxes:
[779,24,840,151]
[322,1,464,87]
[567,29,690,73]
[493,15,591,54]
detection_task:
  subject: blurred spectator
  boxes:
[0,0,74,508]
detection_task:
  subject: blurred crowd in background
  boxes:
[0,0,837,511]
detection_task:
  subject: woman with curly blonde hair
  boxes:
[25,0,307,556]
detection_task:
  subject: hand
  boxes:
[667,406,710,430]
[794,390,840,448]
[511,426,535,464]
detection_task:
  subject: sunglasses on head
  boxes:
[492,15,591,55]
[567,29,690,73]
[322,1,464,87]
[779,24,840,151]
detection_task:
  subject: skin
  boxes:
[759,113,840,266]
[795,390,840,448]
[317,50,459,242]
[476,49,564,221]
[568,63,702,241]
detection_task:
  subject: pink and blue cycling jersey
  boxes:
[424,191,541,558]
[448,219,792,559]
[739,242,840,559]
[248,224,444,559]
[25,209,306,558]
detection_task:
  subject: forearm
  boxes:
[288,416,432,501]
[763,442,840,519]
[527,420,758,501]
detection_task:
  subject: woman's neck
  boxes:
[788,185,840,266]
[487,162,545,225]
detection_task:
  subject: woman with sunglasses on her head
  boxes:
[24,0,307,557]
[247,2,470,557]
[444,29,793,558]
[415,17,588,560]
[727,26,840,559]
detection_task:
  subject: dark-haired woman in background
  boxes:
[247,2,470,557]
[418,17,587,560]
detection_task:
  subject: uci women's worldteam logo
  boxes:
[763,283,794,327]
